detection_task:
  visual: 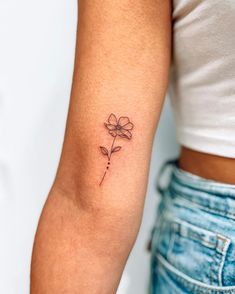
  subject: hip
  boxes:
[149,158,235,293]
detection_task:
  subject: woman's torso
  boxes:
[168,0,235,183]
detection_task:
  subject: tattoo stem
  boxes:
[99,135,117,186]
[99,171,107,186]
[109,135,117,160]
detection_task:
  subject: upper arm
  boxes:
[55,0,172,211]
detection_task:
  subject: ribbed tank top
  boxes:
[168,0,235,158]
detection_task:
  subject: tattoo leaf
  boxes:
[100,146,109,156]
[112,146,122,153]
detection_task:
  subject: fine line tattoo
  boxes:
[99,113,134,186]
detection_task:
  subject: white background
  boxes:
[0,0,179,293]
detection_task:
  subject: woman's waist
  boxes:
[162,155,235,220]
[178,146,235,185]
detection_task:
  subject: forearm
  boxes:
[30,0,171,293]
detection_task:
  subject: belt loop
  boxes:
[155,157,179,195]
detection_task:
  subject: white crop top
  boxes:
[168,0,235,158]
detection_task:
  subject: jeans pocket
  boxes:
[155,217,232,288]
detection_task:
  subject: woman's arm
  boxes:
[30,0,172,293]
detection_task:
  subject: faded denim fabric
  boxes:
[149,159,235,294]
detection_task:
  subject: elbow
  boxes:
[50,183,140,257]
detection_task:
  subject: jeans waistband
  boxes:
[156,157,235,219]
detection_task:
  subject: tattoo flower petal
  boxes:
[118,116,130,126]
[104,123,117,130]
[119,129,132,140]
[122,122,133,130]
[109,130,117,137]
[108,113,118,125]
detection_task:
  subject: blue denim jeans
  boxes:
[149,158,235,294]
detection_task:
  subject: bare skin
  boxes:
[179,146,235,185]
[30,1,172,293]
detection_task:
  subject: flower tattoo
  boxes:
[99,113,134,186]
